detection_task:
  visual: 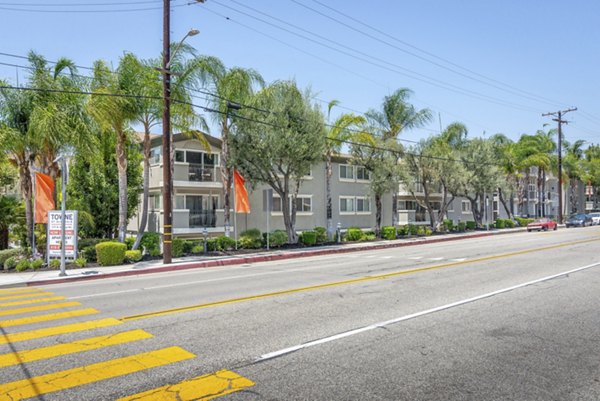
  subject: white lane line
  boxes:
[450,258,467,262]
[408,256,423,260]
[428,257,444,261]
[258,261,600,361]
[381,256,393,259]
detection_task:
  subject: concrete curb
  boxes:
[11,229,521,288]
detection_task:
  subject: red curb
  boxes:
[24,230,506,287]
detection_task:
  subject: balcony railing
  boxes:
[189,210,216,228]
[189,164,216,182]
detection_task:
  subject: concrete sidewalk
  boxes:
[0,228,526,288]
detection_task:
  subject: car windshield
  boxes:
[570,214,587,219]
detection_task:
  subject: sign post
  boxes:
[263,189,273,250]
[47,210,78,273]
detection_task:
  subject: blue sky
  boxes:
[1,0,599,145]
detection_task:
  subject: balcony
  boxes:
[189,209,216,228]
[189,164,216,182]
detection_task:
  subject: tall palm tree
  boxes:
[364,88,432,226]
[490,133,519,219]
[324,100,365,239]
[204,66,264,236]
[563,139,586,214]
[87,58,138,242]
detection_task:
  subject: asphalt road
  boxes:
[1,227,599,400]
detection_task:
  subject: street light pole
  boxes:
[162,0,173,264]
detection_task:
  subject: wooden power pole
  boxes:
[542,107,577,223]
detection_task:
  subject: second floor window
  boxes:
[356,166,370,181]
[339,164,354,180]
[271,195,312,213]
[462,200,471,213]
[150,147,161,164]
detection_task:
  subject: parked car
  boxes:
[565,213,593,228]
[588,212,600,225]
[527,218,558,232]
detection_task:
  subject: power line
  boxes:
[210,0,541,114]
[0,1,187,13]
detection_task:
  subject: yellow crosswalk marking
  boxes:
[117,369,255,401]
[0,346,195,401]
[0,318,122,344]
[0,308,98,328]
[0,329,153,368]
[0,301,81,317]
[0,296,66,308]
[0,287,43,295]
[0,292,54,301]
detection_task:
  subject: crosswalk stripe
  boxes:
[116,369,255,401]
[0,301,81,317]
[0,287,43,295]
[0,292,54,301]
[0,308,98,328]
[0,346,195,401]
[0,329,153,368]
[0,318,122,344]
[0,296,66,308]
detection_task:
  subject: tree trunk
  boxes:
[392,191,398,227]
[325,154,333,240]
[20,160,34,248]
[498,187,513,219]
[116,129,128,243]
[133,126,151,250]
[374,193,382,237]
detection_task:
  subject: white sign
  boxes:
[47,210,78,259]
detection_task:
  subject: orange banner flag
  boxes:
[233,169,250,214]
[35,172,55,224]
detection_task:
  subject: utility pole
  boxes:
[542,107,577,224]
[162,0,173,264]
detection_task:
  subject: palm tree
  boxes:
[490,133,519,219]
[87,58,138,242]
[364,88,432,227]
[204,66,264,236]
[563,139,586,214]
[324,100,365,239]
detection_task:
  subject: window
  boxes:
[295,196,312,213]
[175,150,185,162]
[186,151,202,165]
[150,147,161,164]
[340,197,355,213]
[398,200,418,210]
[150,194,160,210]
[356,166,370,181]
[356,197,370,212]
[203,153,218,166]
[339,164,354,180]
[272,195,282,212]
[462,200,471,213]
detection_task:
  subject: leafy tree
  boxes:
[563,139,587,214]
[231,80,326,243]
[364,88,432,226]
[489,133,519,219]
[401,123,467,231]
[68,131,142,239]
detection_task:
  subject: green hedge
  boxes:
[314,227,327,243]
[495,219,506,229]
[15,259,30,272]
[457,222,466,232]
[381,226,396,240]
[240,229,263,249]
[125,250,142,263]
[466,221,477,230]
[443,219,454,232]
[268,230,288,247]
[95,242,126,266]
[172,238,185,258]
[0,248,21,266]
[345,227,364,242]
[4,256,18,270]
[301,230,317,245]
[515,217,535,227]
[140,232,161,255]
[31,258,44,270]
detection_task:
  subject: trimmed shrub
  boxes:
[267,230,288,247]
[240,229,263,249]
[31,258,44,270]
[381,226,396,240]
[140,232,161,255]
[172,238,185,258]
[49,259,60,269]
[443,219,454,232]
[95,242,126,266]
[125,250,142,263]
[345,227,364,242]
[424,227,433,236]
[457,222,466,232]
[495,219,506,229]
[515,217,535,227]
[217,235,236,251]
[314,226,327,243]
[4,256,18,270]
[408,224,419,235]
[417,226,426,235]
[75,258,87,268]
[182,240,196,254]
[505,219,515,228]
[15,259,30,272]
[0,248,21,267]
[81,246,97,262]
[466,221,477,230]
[397,225,408,236]
[364,232,376,241]
[301,230,317,245]
[191,245,203,254]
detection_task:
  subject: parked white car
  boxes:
[589,212,600,225]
